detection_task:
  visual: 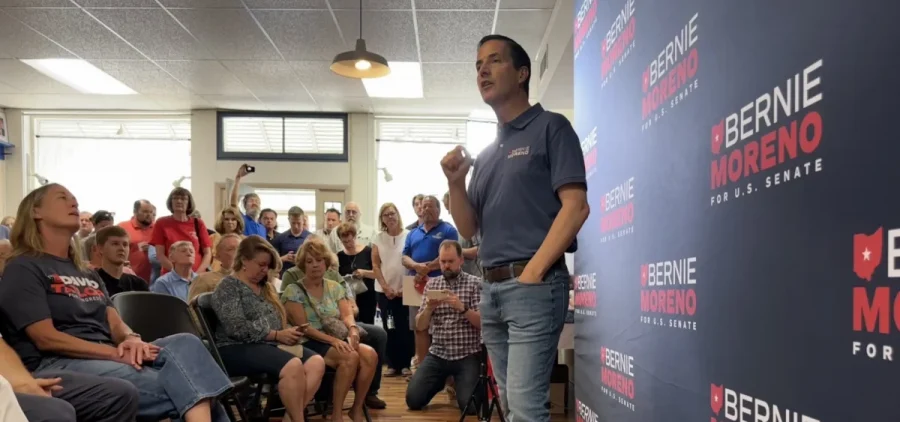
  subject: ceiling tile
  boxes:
[415,0,495,9]
[159,0,244,7]
[244,0,327,8]
[170,8,280,60]
[290,61,366,98]
[253,10,345,61]
[371,97,479,115]
[259,96,321,112]
[157,60,251,95]
[0,0,72,6]
[0,59,80,94]
[499,0,556,8]
[334,10,417,62]
[0,80,21,94]
[77,0,160,6]
[200,94,267,110]
[220,60,312,98]
[92,59,192,96]
[494,10,551,57]
[89,8,213,60]
[0,93,168,110]
[422,63,479,99]
[4,8,143,60]
[145,93,212,109]
[0,12,76,59]
[417,11,492,62]
[315,96,372,113]
[329,0,410,9]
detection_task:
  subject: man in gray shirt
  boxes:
[442,35,590,422]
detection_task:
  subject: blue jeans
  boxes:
[37,333,232,421]
[480,265,569,422]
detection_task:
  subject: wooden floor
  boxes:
[304,371,573,421]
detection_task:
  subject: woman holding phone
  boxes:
[211,235,324,422]
[282,240,377,422]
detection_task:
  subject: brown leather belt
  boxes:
[482,261,528,283]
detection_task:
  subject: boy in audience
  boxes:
[150,241,196,301]
[94,226,149,296]
[188,234,239,302]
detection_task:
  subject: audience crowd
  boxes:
[0,164,486,422]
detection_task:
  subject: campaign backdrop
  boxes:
[572,0,900,421]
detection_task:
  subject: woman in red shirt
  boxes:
[150,188,211,275]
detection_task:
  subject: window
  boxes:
[466,119,497,158]
[253,188,317,233]
[33,117,191,225]
[217,111,348,162]
[376,119,469,227]
[323,201,342,214]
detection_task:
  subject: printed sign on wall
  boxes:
[572,0,900,420]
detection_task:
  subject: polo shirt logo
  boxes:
[507,146,530,159]
[434,232,444,240]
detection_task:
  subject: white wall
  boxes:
[190,110,377,228]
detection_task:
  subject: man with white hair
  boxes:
[342,202,376,246]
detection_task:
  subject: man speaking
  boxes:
[441,34,589,422]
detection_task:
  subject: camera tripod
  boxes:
[459,348,506,422]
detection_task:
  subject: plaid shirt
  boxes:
[418,271,482,361]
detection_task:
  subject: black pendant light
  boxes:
[330,0,390,79]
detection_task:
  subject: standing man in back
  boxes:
[442,34,590,422]
[230,164,267,237]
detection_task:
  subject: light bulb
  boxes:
[355,60,372,70]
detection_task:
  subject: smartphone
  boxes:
[425,290,451,300]
[244,164,256,173]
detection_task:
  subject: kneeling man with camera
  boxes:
[406,240,483,414]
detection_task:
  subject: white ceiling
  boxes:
[0,0,559,115]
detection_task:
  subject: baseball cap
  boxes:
[91,210,114,225]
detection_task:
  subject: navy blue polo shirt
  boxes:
[243,214,267,237]
[403,221,459,277]
[467,103,587,268]
[271,229,311,273]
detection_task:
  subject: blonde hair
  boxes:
[377,202,403,232]
[336,222,357,239]
[295,238,338,272]
[11,184,88,271]
[214,206,245,235]
[0,216,13,227]
[215,233,241,253]
[234,235,286,326]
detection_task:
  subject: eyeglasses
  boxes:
[382,212,397,218]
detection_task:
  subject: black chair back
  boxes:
[111,292,200,342]
[191,293,230,373]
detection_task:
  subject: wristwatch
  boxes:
[126,332,141,339]
[459,304,469,314]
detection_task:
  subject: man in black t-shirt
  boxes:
[94,226,149,296]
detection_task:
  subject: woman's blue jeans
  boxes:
[37,333,233,421]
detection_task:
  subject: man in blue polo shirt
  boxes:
[442,35,590,422]
[271,206,310,275]
[402,195,458,370]
[229,164,267,237]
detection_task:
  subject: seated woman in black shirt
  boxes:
[0,184,233,422]
[336,223,377,324]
